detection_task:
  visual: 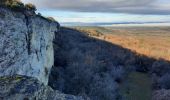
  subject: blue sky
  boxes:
[22,0,170,24]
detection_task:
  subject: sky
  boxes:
[21,0,170,24]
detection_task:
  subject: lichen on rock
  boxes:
[0,6,59,85]
[0,75,84,100]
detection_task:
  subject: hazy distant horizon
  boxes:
[60,22,170,27]
[22,0,170,24]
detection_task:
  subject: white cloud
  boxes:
[21,0,170,15]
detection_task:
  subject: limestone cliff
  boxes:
[0,6,59,85]
[0,3,84,99]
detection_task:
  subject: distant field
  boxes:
[74,26,170,61]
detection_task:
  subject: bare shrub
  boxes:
[158,73,170,89]
[152,60,170,76]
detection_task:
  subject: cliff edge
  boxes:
[0,1,84,100]
[0,4,58,85]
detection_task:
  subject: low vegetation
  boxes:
[25,3,36,11]
[0,0,36,12]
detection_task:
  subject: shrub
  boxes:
[159,73,170,89]
[46,17,56,22]
[37,13,42,16]
[152,60,170,76]
[110,66,125,83]
[1,0,24,10]
[25,3,36,11]
[89,73,119,100]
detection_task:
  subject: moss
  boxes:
[0,75,24,83]
[15,75,23,80]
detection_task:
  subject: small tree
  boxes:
[25,3,36,11]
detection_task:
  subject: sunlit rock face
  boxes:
[0,7,59,85]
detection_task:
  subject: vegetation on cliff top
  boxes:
[0,0,36,12]
[0,0,58,23]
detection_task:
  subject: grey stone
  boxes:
[0,75,84,100]
[0,7,59,85]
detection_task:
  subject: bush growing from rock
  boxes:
[0,0,25,11]
[25,3,36,11]
[46,17,56,22]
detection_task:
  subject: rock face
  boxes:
[0,7,59,85]
[0,75,84,100]
[0,5,84,100]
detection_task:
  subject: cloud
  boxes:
[22,0,170,15]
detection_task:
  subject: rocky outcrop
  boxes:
[0,75,84,100]
[0,7,59,85]
[0,4,84,100]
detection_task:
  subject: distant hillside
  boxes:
[61,22,170,26]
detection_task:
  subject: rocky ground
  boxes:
[0,75,83,100]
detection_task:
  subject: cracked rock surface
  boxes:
[0,75,84,100]
[0,7,59,85]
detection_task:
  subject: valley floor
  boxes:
[49,26,170,100]
[71,26,170,100]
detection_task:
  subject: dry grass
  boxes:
[75,26,170,61]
